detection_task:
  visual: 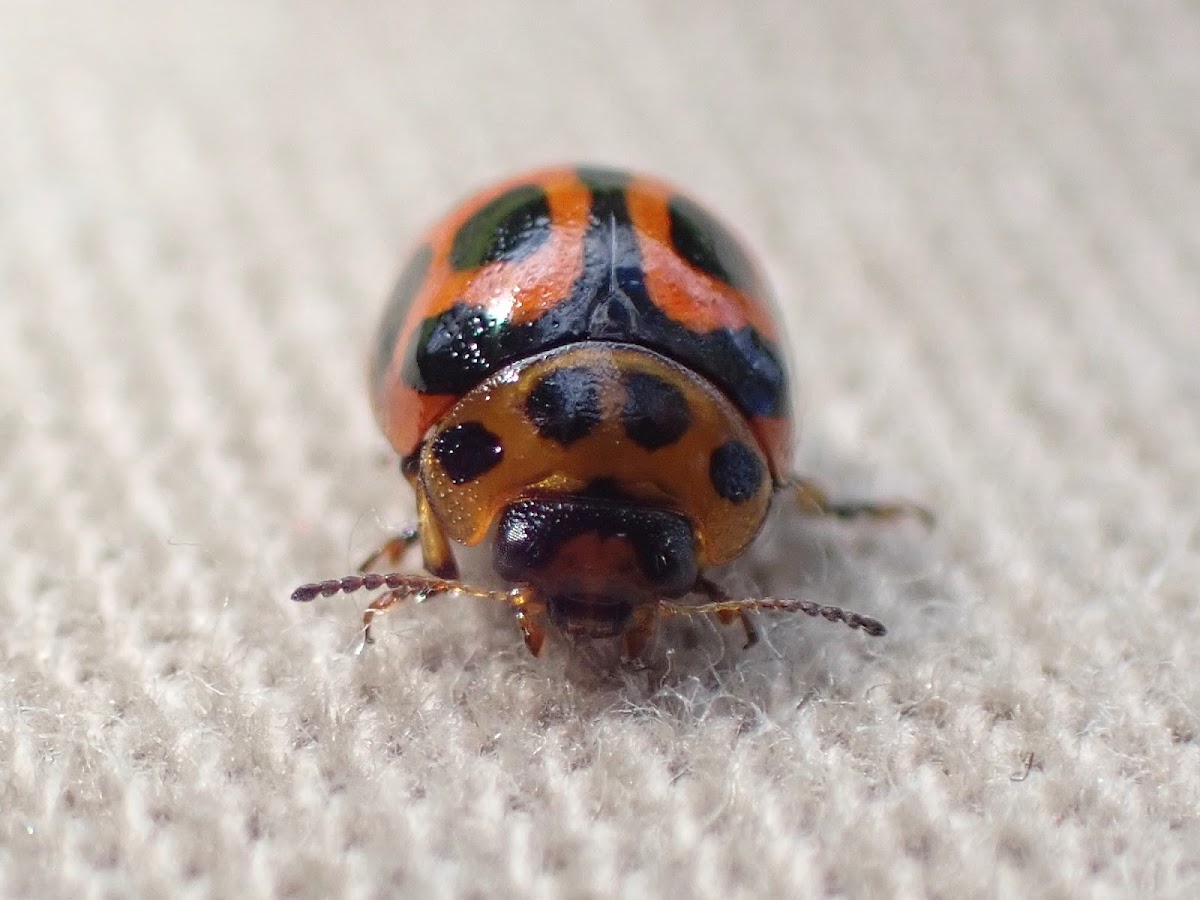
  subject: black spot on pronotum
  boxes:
[372,244,433,388]
[668,194,757,293]
[621,371,691,450]
[709,440,764,503]
[524,366,604,445]
[432,422,504,484]
[449,184,552,271]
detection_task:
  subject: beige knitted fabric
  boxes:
[3,2,1198,897]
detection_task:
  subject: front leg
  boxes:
[357,525,420,572]
[622,605,659,658]
[784,476,934,528]
[693,574,760,648]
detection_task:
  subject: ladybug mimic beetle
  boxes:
[292,166,931,657]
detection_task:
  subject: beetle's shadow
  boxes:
[514,483,948,719]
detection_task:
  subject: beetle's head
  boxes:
[492,494,698,639]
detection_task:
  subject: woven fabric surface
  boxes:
[3,2,1199,897]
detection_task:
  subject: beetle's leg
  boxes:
[356,458,453,576]
[293,574,515,644]
[699,577,761,648]
[623,606,659,658]
[512,599,547,657]
[713,608,759,648]
[415,481,459,579]
[361,588,407,643]
[784,476,934,528]
[356,525,420,572]
[665,576,887,637]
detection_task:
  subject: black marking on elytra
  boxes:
[402,169,787,422]
[709,440,764,503]
[524,366,603,445]
[432,421,504,484]
[668,194,757,293]
[449,184,552,271]
[402,305,503,395]
[372,244,432,389]
[621,371,691,450]
[494,497,698,597]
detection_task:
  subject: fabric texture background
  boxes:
[2,2,1198,897]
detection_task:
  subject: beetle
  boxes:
[292,165,931,656]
